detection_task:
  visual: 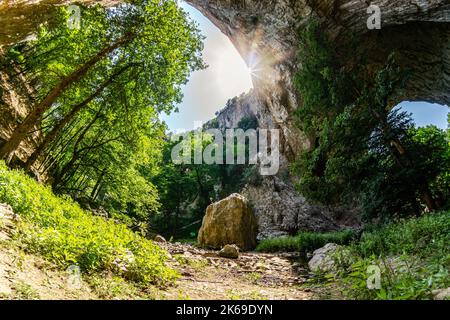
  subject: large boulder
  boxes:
[153,235,167,243]
[198,194,258,251]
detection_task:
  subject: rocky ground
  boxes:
[158,241,314,300]
[0,203,315,300]
[0,204,96,299]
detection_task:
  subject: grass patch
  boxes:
[312,211,450,300]
[256,230,356,253]
[0,162,178,286]
[245,272,262,284]
[355,212,450,259]
[10,281,40,300]
[87,274,159,300]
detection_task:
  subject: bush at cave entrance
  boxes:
[292,21,450,220]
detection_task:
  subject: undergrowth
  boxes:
[0,162,178,286]
[310,212,450,300]
[256,230,356,253]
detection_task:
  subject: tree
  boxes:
[150,115,260,239]
[1,1,204,165]
[292,21,449,220]
[0,1,205,227]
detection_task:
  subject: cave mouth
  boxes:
[396,101,449,130]
[161,2,254,132]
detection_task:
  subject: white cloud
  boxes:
[162,3,253,131]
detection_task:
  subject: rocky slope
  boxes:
[1,203,314,300]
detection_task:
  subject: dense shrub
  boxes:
[314,212,450,300]
[256,230,355,253]
[356,211,450,259]
[0,162,178,285]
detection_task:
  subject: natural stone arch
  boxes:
[185,0,450,157]
[1,0,448,235]
[1,1,449,157]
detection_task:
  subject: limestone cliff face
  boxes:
[2,1,449,155]
[207,92,360,238]
[186,0,450,158]
[1,0,449,236]
[209,90,259,129]
[186,0,450,237]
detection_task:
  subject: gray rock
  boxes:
[219,244,240,259]
[186,0,448,239]
[308,243,341,272]
[433,287,450,300]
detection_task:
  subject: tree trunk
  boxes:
[24,63,135,170]
[0,33,134,163]
[90,169,106,201]
[51,110,102,189]
[421,187,438,212]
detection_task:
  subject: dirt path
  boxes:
[158,242,314,300]
[0,203,314,300]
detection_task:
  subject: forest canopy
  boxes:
[0,0,205,228]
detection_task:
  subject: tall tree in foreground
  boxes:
[0,0,204,166]
[0,0,205,225]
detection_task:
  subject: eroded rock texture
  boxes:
[1,0,449,237]
[186,0,450,237]
[198,193,258,250]
[186,0,450,157]
[1,1,449,150]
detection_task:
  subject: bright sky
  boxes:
[161,2,253,131]
[162,3,449,132]
[398,101,449,129]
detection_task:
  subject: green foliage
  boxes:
[292,20,450,220]
[237,115,258,131]
[358,117,450,220]
[314,212,450,300]
[355,211,450,259]
[256,230,355,253]
[150,133,218,239]
[10,281,40,300]
[2,1,205,226]
[411,126,450,208]
[87,274,156,300]
[150,112,260,240]
[0,162,178,285]
[256,236,300,253]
